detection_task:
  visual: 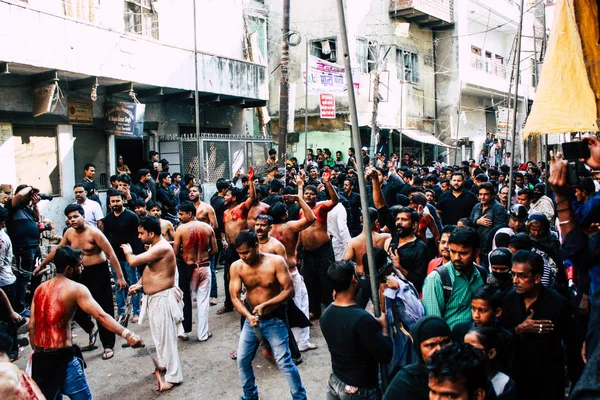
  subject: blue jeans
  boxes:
[237,317,307,400]
[112,261,140,316]
[59,357,92,400]
[210,256,218,298]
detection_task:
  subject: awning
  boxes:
[396,129,453,148]
[346,112,400,130]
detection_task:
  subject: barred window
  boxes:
[124,0,159,40]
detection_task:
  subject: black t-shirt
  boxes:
[436,190,478,226]
[320,304,393,388]
[102,209,140,261]
[390,238,431,292]
[5,201,39,248]
[210,193,226,232]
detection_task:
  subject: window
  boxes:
[396,49,419,83]
[13,127,60,195]
[471,46,481,56]
[63,0,100,23]
[74,129,110,190]
[311,38,337,63]
[124,0,159,40]
[247,16,267,64]
[356,38,376,73]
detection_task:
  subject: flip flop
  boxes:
[198,333,213,342]
[80,344,98,352]
[210,298,218,306]
[216,306,233,315]
[102,348,114,360]
[89,327,99,347]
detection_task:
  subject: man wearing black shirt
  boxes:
[132,168,152,203]
[5,185,44,313]
[321,260,392,399]
[156,172,178,227]
[342,178,361,237]
[103,190,141,322]
[83,163,102,206]
[500,250,571,400]
[436,172,478,226]
[117,174,139,212]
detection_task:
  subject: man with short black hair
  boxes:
[422,227,486,329]
[117,174,139,211]
[436,172,478,226]
[342,178,362,237]
[73,183,104,231]
[83,163,101,206]
[427,343,488,400]
[35,204,127,361]
[179,173,196,204]
[156,172,178,226]
[132,168,153,203]
[103,189,141,322]
[169,173,182,206]
[320,260,392,399]
[500,250,571,400]
[470,182,507,262]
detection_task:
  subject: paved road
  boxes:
[16,275,332,400]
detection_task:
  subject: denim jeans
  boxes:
[13,245,42,311]
[589,265,600,296]
[59,357,93,400]
[112,261,140,316]
[325,373,380,400]
[237,317,307,400]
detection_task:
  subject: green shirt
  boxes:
[422,262,484,329]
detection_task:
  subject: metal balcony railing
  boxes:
[470,54,508,79]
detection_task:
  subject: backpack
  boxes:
[434,264,488,309]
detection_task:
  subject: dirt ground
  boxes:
[15,274,332,400]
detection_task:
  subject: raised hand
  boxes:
[322,166,331,183]
[247,166,255,181]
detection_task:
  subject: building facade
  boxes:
[0,0,268,227]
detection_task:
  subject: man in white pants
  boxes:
[172,201,217,342]
[268,194,318,352]
[122,216,183,392]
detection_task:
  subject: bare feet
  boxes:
[158,381,174,392]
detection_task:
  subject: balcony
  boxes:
[470,54,509,80]
[390,0,453,28]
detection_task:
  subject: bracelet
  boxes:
[556,208,571,212]
[121,328,132,340]
[558,220,571,226]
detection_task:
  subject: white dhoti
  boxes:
[290,269,311,350]
[194,266,211,341]
[139,286,184,384]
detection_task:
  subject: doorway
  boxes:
[115,136,149,179]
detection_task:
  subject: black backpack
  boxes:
[434,264,488,309]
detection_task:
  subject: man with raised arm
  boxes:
[122,216,184,392]
[173,201,217,341]
[229,230,307,400]
[299,166,338,319]
[343,207,391,308]
[30,246,143,400]
[217,167,256,315]
[34,204,127,361]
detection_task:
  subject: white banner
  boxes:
[302,56,360,96]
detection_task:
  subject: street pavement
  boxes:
[15,274,332,400]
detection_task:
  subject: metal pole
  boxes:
[304,36,309,166]
[399,80,403,159]
[336,0,386,389]
[278,0,291,165]
[335,0,380,317]
[370,72,381,157]
[454,83,462,166]
[192,0,201,183]
[507,0,525,209]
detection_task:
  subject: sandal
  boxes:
[89,327,99,347]
[198,332,213,342]
[216,306,233,315]
[210,298,218,306]
[102,348,114,360]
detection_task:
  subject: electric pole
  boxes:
[278,0,291,165]
[370,72,381,155]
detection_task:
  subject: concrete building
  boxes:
[0,0,269,228]
[435,0,539,163]
[264,0,452,165]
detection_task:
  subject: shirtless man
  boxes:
[247,187,270,231]
[122,216,184,391]
[229,230,307,400]
[148,201,175,243]
[299,167,338,319]
[173,201,217,341]
[189,185,217,229]
[255,215,286,259]
[269,194,318,352]
[217,167,256,315]
[343,207,391,308]
[35,204,127,360]
[189,185,219,305]
[30,246,143,399]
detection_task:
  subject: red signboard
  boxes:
[319,93,335,119]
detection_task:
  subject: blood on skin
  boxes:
[186,229,207,252]
[314,204,327,225]
[32,281,69,348]
[230,203,249,221]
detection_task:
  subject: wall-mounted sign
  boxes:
[33,84,56,117]
[68,98,93,124]
[302,56,360,96]
[105,103,146,137]
[319,93,336,119]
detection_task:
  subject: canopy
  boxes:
[523,0,600,138]
[398,129,453,148]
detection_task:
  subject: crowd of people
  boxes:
[0,138,600,399]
